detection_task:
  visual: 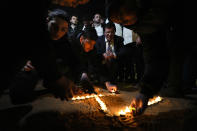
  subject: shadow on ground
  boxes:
[18,108,197,131]
[0,105,32,131]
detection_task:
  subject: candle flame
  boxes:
[119,110,126,115]
[147,96,163,106]
[125,107,130,113]
[86,95,90,98]
[118,106,134,116]
[118,96,163,116]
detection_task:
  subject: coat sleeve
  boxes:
[30,36,62,82]
[95,37,105,55]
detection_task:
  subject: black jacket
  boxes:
[2,0,61,85]
[67,25,82,42]
[71,34,103,76]
[95,35,124,57]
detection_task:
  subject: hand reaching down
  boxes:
[130,93,149,116]
[23,60,35,71]
[105,82,117,93]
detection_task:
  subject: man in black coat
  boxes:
[71,27,118,93]
[95,22,124,92]
[107,0,184,115]
[67,15,82,43]
[8,8,76,104]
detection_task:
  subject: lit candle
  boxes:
[119,110,126,116]
[125,107,130,113]
[76,96,81,100]
[72,97,76,100]
[81,96,85,99]
[86,96,90,98]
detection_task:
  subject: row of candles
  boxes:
[71,94,163,116]
[119,96,163,116]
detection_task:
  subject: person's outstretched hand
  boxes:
[23,60,35,71]
[105,82,117,93]
[130,93,149,116]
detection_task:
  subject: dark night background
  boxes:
[49,0,106,21]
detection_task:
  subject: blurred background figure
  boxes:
[81,16,93,31]
[92,13,104,36]
[67,15,81,42]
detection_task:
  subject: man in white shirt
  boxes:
[105,20,143,83]
[105,18,123,37]
[92,13,104,36]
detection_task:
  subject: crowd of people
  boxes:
[0,0,194,116]
[7,9,143,105]
[67,13,144,83]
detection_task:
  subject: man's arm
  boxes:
[30,36,74,100]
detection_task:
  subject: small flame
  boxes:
[81,96,85,99]
[71,97,76,100]
[85,95,90,98]
[125,107,130,113]
[118,106,135,116]
[98,94,103,97]
[147,96,163,106]
[119,110,126,115]
[118,96,162,116]
[76,96,81,100]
